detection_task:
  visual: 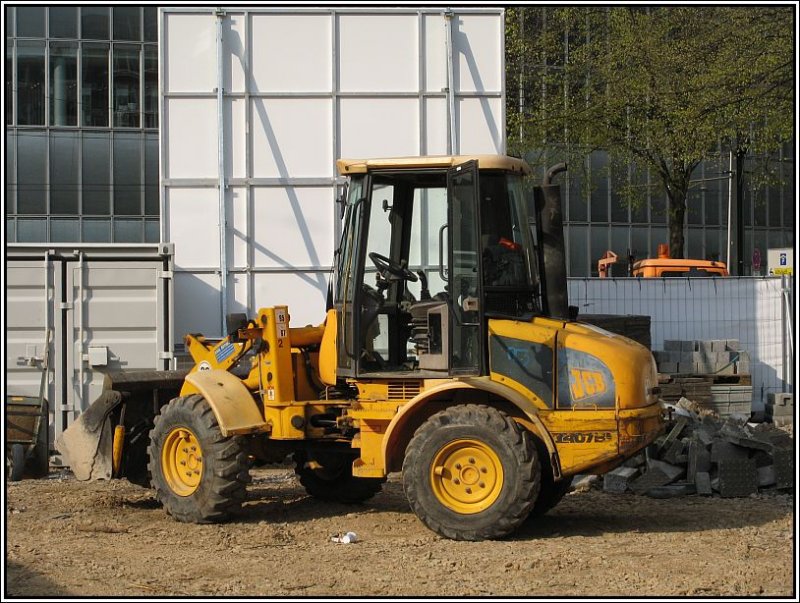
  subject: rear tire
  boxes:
[148,395,250,523]
[294,451,384,503]
[10,444,27,482]
[402,404,540,541]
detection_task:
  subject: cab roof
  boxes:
[633,258,729,271]
[336,155,532,175]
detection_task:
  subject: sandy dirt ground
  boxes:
[4,466,795,598]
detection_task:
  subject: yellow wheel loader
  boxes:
[57,155,663,541]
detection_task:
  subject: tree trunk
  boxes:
[667,191,687,259]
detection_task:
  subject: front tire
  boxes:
[148,395,250,523]
[402,405,540,541]
[294,451,384,503]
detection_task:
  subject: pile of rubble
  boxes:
[604,399,794,498]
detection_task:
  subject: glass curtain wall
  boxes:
[6,6,160,243]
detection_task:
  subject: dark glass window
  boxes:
[82,133,111,215]
[113,7,141,41]
[611,225,629,257]
[49,7,78,39]
[144,136,159,215]
[768,185,781,227]
[687,227,702,258]
[144,7,158,42]
[82,43,109,126]
[83,219,111,242]
[589,227,608,277]
[590,152,608,222]
[50,132,80,214]
[568,173,586,221]
[7,219,16,242]
[650,185,667,224]
[113,45,140,127]
[114,219,143,242]
[50,42,78,126]
[81,7,109,40]
[6,43,12,124]
[17,131,48,214]
[17,219,47,242]
[687,186,702,225]
[144,46,158,128]
[16,6,45,38]
[114,134,142,215]
[6,6,14,38]
[6,132,16,213]
[51,218,79,242]
[610,166,628,223]
[568,224,588,277]
[16,41,45,125]
[631,226,648,261]
[145,219,159,242]
[783,164,794,227]
[704,179,720,226]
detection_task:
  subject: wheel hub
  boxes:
[161,427,203,496]
[430,439,503,514]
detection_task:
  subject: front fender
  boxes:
[381,378,559,474]
[184,370,267,436]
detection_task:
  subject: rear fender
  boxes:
[381,378,560,476]
[183,370,267,436]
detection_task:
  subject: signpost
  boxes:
[767,248,794,276]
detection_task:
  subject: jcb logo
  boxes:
[569,368,606,401]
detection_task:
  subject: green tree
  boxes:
[507,6,793,258]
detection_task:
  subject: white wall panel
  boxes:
[252,272,329,327]
[165,98,218,179]
[251,187,335,269]
[339,98,419,158]
[167,188,220,268]
[338,14,419,93]
[174,272,221,339]
[457,97,503,154]
[251,98,333,178]
[423,97,448,155]
[228,187,249,267]
[423,13,447,92]
[163,8,505,338]
[250,14,332,92]
[454,14,502,93]
[223,12,247,94]
[225,98,247,179]
[164,13,216,92]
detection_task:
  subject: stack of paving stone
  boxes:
[603,411,794,498]
[652,339,750,376]
[766,393,794,427]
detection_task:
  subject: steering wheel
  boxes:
[369,252,418,282]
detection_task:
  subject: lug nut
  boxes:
[180,460,186,465]
[469,457,475,464]
[465,487,472,494]
[453,479,460,485]
[455,463,462,470]
[480,467,488,473]
[479,482,486,488]
[182,448,188,453]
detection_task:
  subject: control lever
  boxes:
[417,270,431,301]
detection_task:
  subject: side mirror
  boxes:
[226,313,248,342]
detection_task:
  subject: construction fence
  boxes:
[567,276,794,411]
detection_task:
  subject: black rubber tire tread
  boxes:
[526,437,571,520]
[147,394,250,523]
[294,451,384,504]
[402,404,540,541]
[10,444,27,482]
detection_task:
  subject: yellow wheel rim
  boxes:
[429,439,503,515]
[161,427,203,497]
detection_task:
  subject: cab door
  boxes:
[447,161,483,375]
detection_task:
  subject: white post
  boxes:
[444,9,457,155]
[216,9,228,337]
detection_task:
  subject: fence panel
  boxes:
[567,277,790,411]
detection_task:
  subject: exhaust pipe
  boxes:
[534,163,569,320]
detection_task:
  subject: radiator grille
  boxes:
[387,380,422,400]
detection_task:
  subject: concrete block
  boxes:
[773,448,794,489]
[658,361,678,374]
[662,439,686,465]
[711,340,726,352]
[652,350,671,363]
[767,392,794,407]
[698,340,714,353]
[694,361,714,374]
[737,350,750,363]
[677,362,694,374]
[695,471,713,495]
[629,468,673,493]
[647,459,685,482]
[734,361,750,375]
[603,467,640,493]
[663,340,683,351]
[717,458,758,497]
[710,440,749,463]
[658,417,688,452]
[757,465,776,487]
[682,340,697,352]
[687,439,711,481]
[715,363,735,375]
[716,351,732,364]
[622,454,646,469]
[766,402,794,417]
[719,422,772,452]
[725,339,740,351]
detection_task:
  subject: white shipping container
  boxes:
[160,7,506,342]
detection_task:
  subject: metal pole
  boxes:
[782,275,794,390]
[726,151,732,272]
[444,9,457,155]
[216,9,228,337]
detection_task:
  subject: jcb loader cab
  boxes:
[57,155,663,541]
